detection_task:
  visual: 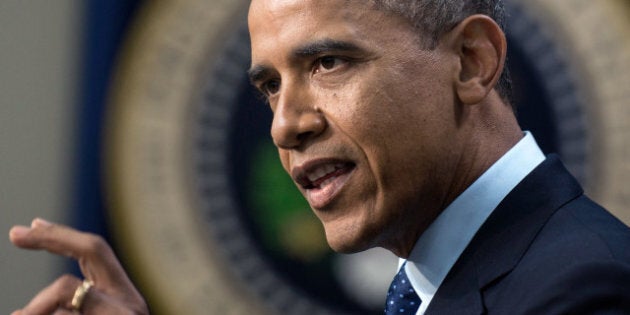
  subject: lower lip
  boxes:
[305,167,354,209]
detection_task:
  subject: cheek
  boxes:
[349,70,450,177]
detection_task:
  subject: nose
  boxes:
[271,87,327,149]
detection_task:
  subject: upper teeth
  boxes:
[307,164,339,182]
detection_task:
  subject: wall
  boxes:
[0,1,80,312]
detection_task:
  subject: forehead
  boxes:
[248,0,414,62]
[248,0,372,42]
[248,0,369,23]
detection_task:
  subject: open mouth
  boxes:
[292,160,356,209]
[291,158,357,208]
[295,161,356,190]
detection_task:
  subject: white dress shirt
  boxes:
[401,131,545,314]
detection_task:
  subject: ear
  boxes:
[449,15,506,105]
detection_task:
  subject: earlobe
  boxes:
[452,15,506,105]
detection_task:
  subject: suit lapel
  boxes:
[425,155,583,314]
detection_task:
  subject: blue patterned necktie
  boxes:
[384,262,422,315]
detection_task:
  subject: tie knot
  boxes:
[384,263,421,315]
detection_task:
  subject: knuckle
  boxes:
[134,300,150,315]
[131,305,150,315]
[82,233,109,254]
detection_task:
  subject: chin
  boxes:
[323,224,377,254]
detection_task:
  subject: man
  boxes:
[10,0,630,314]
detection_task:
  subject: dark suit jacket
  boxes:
[426,155,630,314]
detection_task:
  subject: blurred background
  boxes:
[1,0,629,314]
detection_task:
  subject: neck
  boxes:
[389,94,523,258]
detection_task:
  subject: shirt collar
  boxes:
[401,131,545,314]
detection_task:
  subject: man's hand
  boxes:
[9,218,149,315]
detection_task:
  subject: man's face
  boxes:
[249,0,463,254]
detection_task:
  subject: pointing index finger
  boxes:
[11,218,92,258]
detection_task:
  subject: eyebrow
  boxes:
[248,39,363,85]
[293,39,362,57]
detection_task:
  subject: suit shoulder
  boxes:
[519,260,630,314]
[483,197,630,313]
[550,195,630,261]
[488,235,630,314]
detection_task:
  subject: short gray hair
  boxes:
[371,0,512,105]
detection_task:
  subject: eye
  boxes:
[260,79,280,96]
[314,56,348,74]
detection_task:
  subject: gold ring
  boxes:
[71,280,94,311]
